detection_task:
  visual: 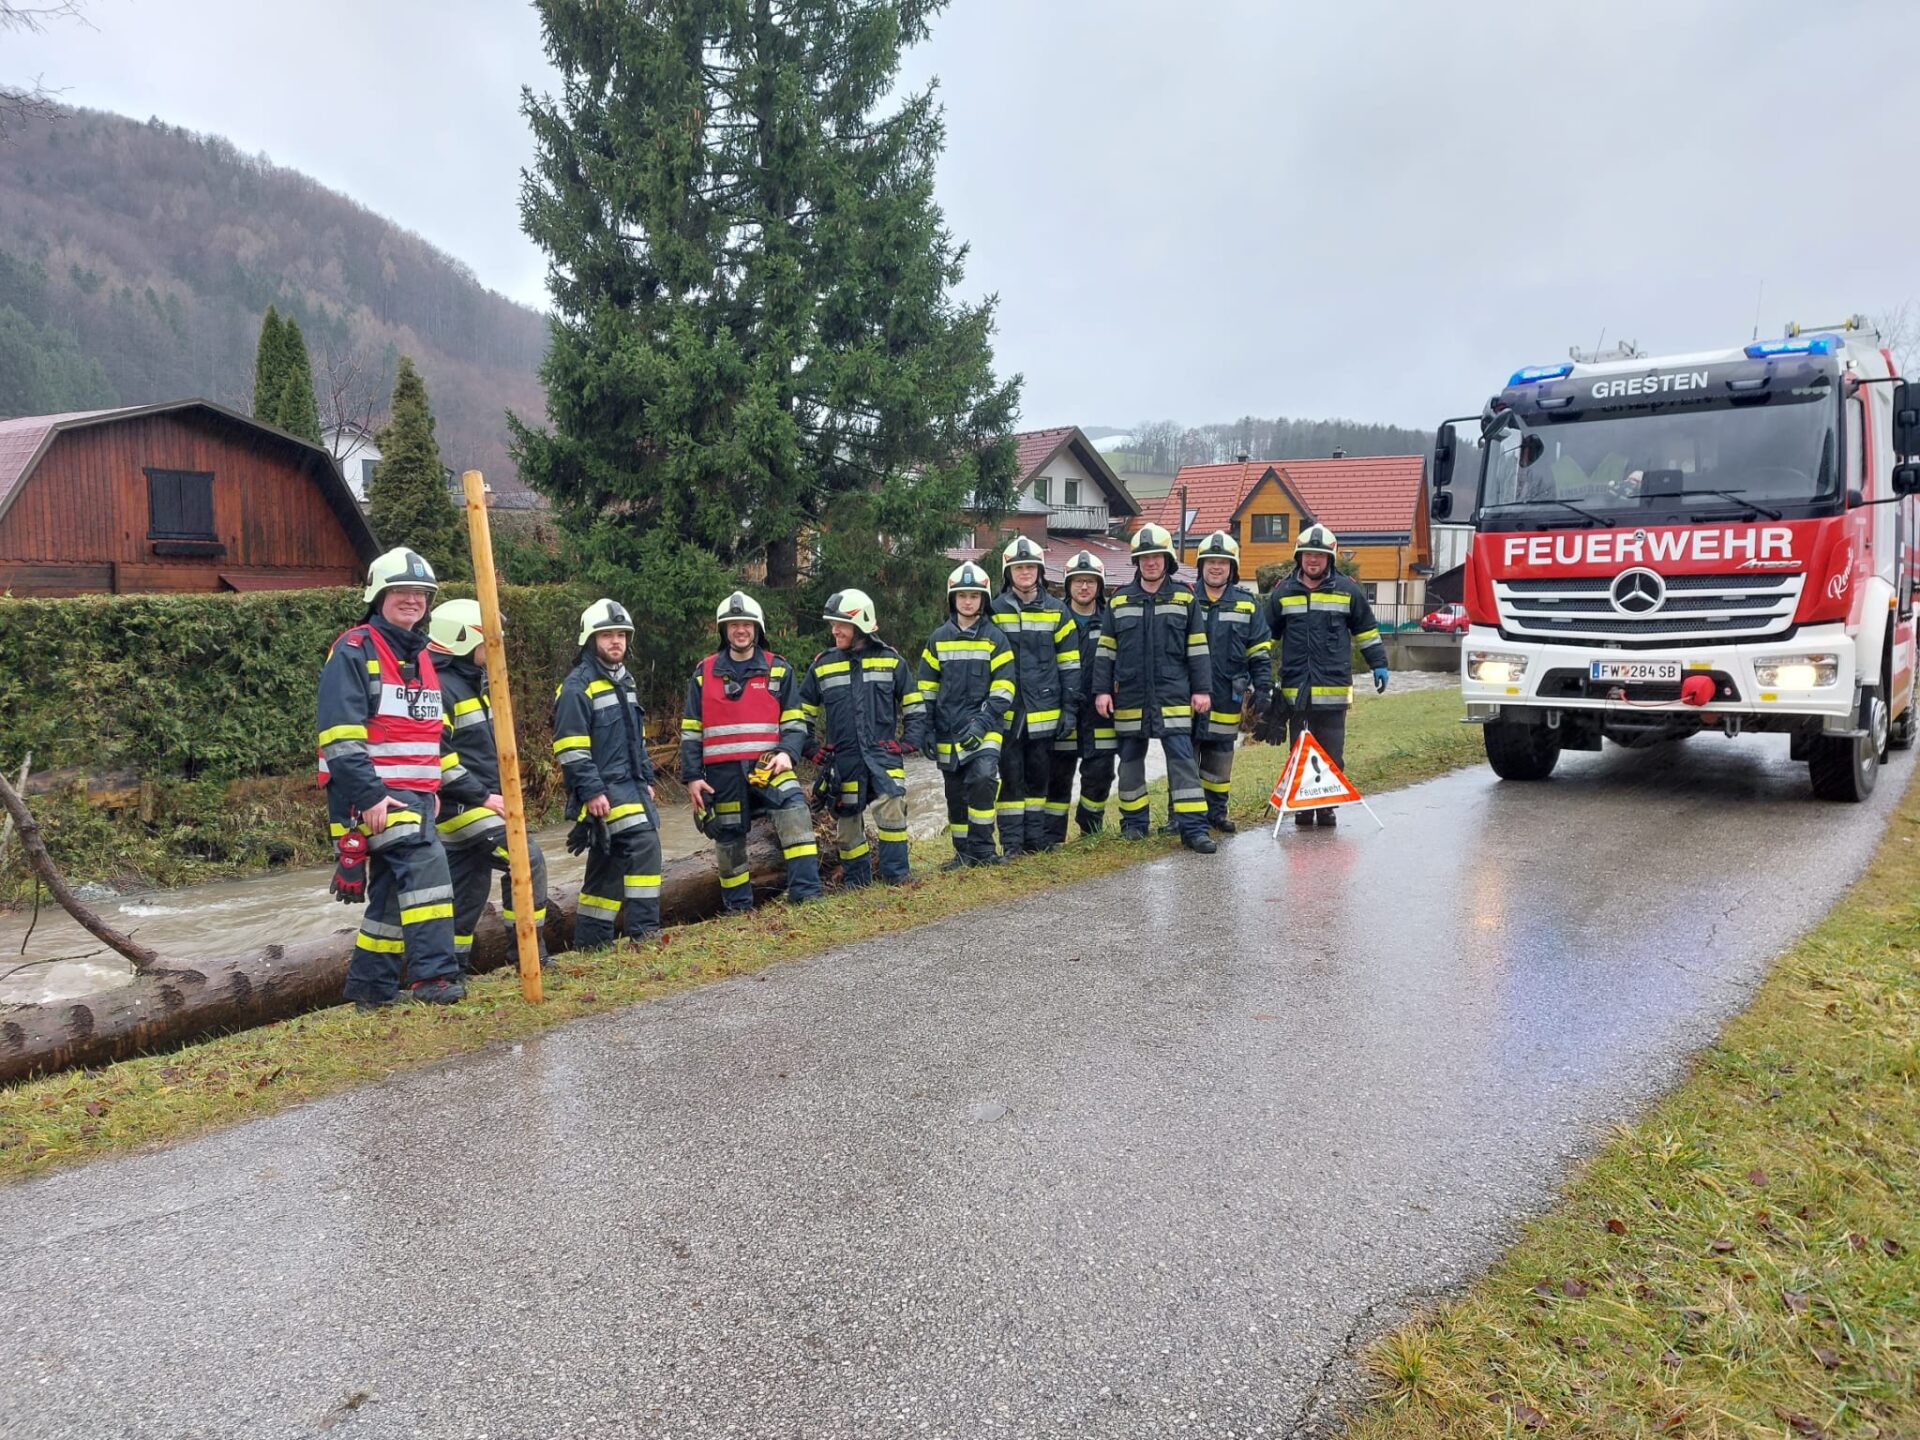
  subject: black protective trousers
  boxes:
[941,751,1001,862]
[997,726,1056,855]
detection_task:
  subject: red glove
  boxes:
[329,828,368,904]
[879,739,915,759]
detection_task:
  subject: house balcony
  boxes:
[1045,502,1109,534]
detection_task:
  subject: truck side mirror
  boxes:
[1430,489,1454,521]
[1432,423,1457,490]
[1896,382,1920,458]
[1894,461,1920,497]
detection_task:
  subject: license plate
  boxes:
[1589,660,1681,683]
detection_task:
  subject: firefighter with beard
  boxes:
[427,598,551,969]
[990,535,1079,854]
[1191,530,1272,834]
[1090,523,1216,853]
[679,591,824,910]
[1263,524,1389,828]
[314,547,462,1008]
[552,599,663,944]
[1047,549,1118,838]
[919,561,1017,867]
[798,588,930,886]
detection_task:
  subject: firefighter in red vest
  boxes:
[679,591,824,909]
[314,547,462,1009]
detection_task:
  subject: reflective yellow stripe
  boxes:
[439,752,460,770]
[578,893,622,913]
[814,660,851,677]
[719,871,752,889]
[451,697,485,717]
[1353,628,1381,645]
[1026,708,1061,724]
[1172,799,1207,814]
[400,902,454,925]
[317,724,368,746]
[782,843,818,860]
[553,735,592,753]
[585,678,615,695]
[841,840,870,859]
[681,718,703,733]
[875,827,909,842]
[990,651,1013,669]
[354,934,405,954]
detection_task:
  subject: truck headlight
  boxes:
[1468,651,1528,685]
[1754,653,1838,689]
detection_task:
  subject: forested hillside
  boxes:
[0,107,548,485]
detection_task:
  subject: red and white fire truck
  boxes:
[1431,318,1920,800]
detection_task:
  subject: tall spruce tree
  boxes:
[274,316,323,444]
[513,0,1020,637]
[251,306,285,421]
[367,356,466,579]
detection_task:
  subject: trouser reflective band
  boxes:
[345,822,457,1003]
[578,893,622,912]
[836,811,873,886]
[625,874,661,897]
[719,871,751,889]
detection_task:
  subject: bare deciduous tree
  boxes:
[1,2,88,143]
[1872,301,1916,377]
[318,341,391,467]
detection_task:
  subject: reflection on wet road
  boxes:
[2,733,1905,1438]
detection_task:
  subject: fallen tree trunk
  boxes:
[0,819,836,1085]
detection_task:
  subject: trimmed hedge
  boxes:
[0,584,595,793]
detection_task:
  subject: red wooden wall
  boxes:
[0,412,366,597]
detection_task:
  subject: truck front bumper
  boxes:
[1458,624,1858,724]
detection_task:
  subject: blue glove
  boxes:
[1372,666,1390,693]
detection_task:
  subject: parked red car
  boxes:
[1420,602,1469,634]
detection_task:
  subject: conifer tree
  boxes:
[251,306,285,422]
[513,0,1019,638]
[367,356,466,578]
[274,316,323,444]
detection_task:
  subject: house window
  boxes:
[1063,478,1080,506]
[360,458,378,490]
[145,468,216,541]
[1033,476,1051,505]
[1249,513,1289,543]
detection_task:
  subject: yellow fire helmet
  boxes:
[822,587,878,636]
[715,589,767,640]
[426,598,486,656]
[946,561,992,600]
[1130,523,1177,565]
[578,597,635,647]
[1001,534,1046,570]
[1194,529,1241,581]
[1295,523,1339,558]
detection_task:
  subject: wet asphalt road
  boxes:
[1,734,1908,1440]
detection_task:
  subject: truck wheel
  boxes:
[1484,717,1561,781]
[1808,688,1883,802]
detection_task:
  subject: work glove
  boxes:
[1372,666,1390,694]
[879,738,916,760]
[958,715,988,753]
[805,741,834,767]
[328,828,368,905]
[565,816,612,856]
[1251,690,1273,722]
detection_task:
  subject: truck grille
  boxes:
[1494,572,1803,644]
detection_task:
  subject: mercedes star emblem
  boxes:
[1610,567,1666,616]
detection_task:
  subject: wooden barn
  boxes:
[0,400,378,597]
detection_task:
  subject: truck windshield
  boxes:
[1478,391,1837,527]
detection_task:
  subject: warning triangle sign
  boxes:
[1270,731,1363,811]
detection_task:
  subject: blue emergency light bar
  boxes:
[1745,334,1841,359]
[1507,363,1574,385]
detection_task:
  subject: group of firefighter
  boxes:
[313,521,1391,1010]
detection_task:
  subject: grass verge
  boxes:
[1341,772,1920,1439]
[0,688,1481,1184]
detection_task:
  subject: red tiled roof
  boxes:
[0,408,122,513]
[947,533,1133,588]
[1141,455,1425,541]
[1011,425,1075,481]
[1274,456,1425,535]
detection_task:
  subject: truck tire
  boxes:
[1484,717,1561,781]
[1808,687,1883,802]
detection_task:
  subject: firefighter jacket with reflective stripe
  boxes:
[552,655,654,816]
[916,617,1017,770]
[315,618,445,808]
[798,639,930,770]
[1091,577,1213,738]
[434,655,507,845]
[1264,570,1387,709]
[990,588,1079,738]
[679,649,807,780]
[1061,605,1118,753]
[1196,583,1273,742]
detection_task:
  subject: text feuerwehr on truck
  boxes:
[1429,318,1920,801]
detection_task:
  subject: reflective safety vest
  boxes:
[317,625,445,792]
[698,651,782,765]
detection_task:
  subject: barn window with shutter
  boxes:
[145,468,217,542]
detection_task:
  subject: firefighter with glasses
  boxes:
[553,599,663,943]
[799,588,930,886]
[919,561,1017,867]
[314,547,463,1008]
[990,535,1079,854]
[427,598,550,970]
[1048,549,1118,837]
[1263,524,1389,828]
[1191,530,1272,834]
[679,591,824,910]
[1092,524,1216,853]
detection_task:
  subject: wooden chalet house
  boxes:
[954,425,1142,585]
[0,400,378,597]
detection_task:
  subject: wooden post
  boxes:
[462,470,542,1004]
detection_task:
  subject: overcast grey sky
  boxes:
[11,0,1920,432]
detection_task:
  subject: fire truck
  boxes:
[1431,318,1920,800]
